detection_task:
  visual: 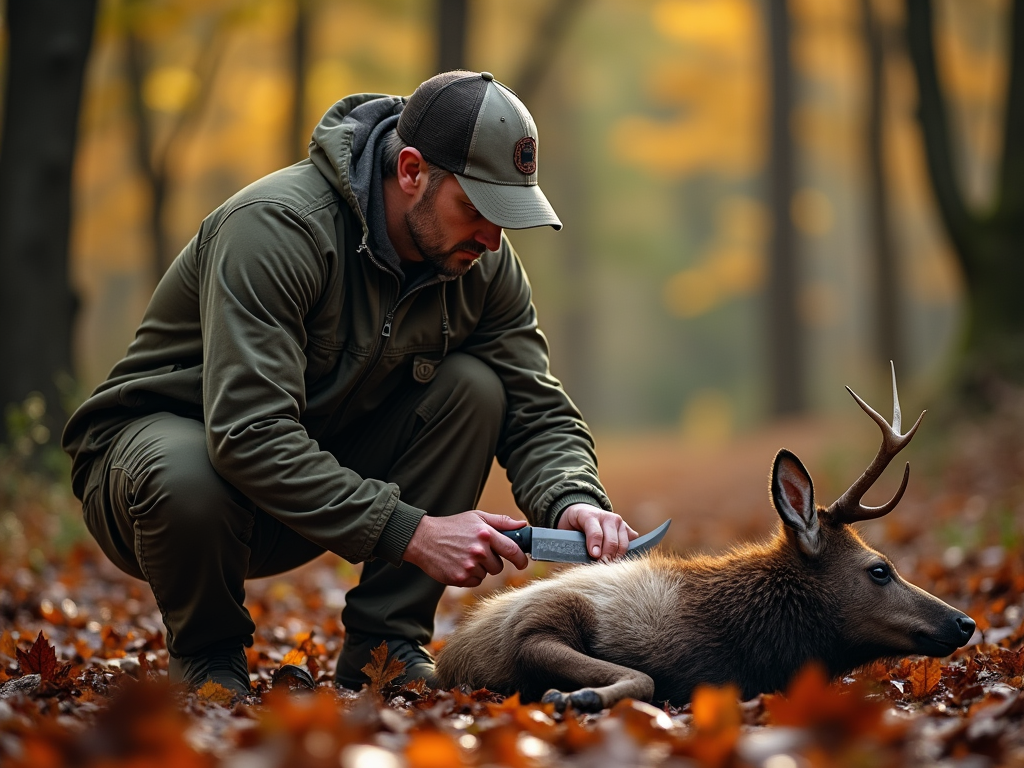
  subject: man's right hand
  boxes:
[402,511,529,587]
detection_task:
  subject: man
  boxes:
[62,71,635,696]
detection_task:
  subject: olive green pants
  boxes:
[81,353,505,658]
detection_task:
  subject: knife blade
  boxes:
[500,519,671,563]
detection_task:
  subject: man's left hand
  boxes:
[556,504,638,560]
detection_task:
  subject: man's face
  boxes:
[404,172,503,278]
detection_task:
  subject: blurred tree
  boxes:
[765,0,804,415]
[513,0,586,103]
[122,2,229,286]
[861,0,902,371]
[437,0,467,73]
[907,0,1024,399]
[0,0,98,443]
[289,0,310,162]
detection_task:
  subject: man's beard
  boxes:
[404,191,486,279]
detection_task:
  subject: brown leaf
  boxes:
[0,631,17,659]
[992,647,1024,676]
[907,657,943,698]
[16,631,58,680]
[360,641,405,693]
[196,680,236,706]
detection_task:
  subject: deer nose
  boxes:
[956,615,976,641]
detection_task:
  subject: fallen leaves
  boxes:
[361,641,405,694]
[195,680,236,706]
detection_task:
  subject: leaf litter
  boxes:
[2,396,1024,765]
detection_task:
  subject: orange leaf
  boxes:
[690,683,742,733]
[405,730,465,768]
[16,631,59,680]
[196,680,237,706]
[361,641,405,693]
[907,657,942,698]
[484,692,522,718]
[281,648,308,667]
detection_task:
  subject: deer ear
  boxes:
[771,449,820,556]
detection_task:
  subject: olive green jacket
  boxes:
[62,94,610,565]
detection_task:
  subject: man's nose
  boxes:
[475,220,502,252]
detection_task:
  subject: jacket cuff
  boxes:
[373,500,427,566]
[548,493,604,528]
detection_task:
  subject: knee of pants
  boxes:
[427,353,506,427]
[115,421,255,544]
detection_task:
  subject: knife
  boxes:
[499,520,671,563]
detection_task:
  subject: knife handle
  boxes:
[499,526,532,553]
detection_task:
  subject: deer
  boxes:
[435,367,976,711]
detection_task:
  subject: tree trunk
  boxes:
[906,0,1024,397]
[861,0,902,372]
[0,0,98,442]
[289,0,310,163]
[436,0,468,73]
[765,0,805,415]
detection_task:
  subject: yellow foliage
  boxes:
[663,196,767,318]
[680,389,734,445]
[652,0,758,53]
[664,268,720,318]
[143,66,201,113]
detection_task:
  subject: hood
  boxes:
[309,93,406,241]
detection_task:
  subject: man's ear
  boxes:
[771,449,821,557]
[396,146,427,197]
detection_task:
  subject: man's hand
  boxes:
[403,511,530,587]
[557,503,638,560]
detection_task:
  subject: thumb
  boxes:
[476,512,527,531]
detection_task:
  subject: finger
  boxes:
[601,517,620,558]
[616,520,631,557]
[477,511,527,531]
[489,528,529,569]
[626,521,640,540]
[584,516,603,559]
[482,551,505,576]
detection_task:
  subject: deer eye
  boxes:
[868,564,892,584]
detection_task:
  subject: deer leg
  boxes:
[518,635,654,713]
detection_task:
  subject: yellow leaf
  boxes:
[196,680,237,706]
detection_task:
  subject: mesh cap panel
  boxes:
[396,71,486,174]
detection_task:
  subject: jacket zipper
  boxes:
[326,238,445,434]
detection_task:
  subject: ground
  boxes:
[1,389,1023,767]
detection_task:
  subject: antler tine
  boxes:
[828,363,926,524]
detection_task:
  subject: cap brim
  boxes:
[455,175,562,231]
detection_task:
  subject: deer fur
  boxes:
[435,449,975,711]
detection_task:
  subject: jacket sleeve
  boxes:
[459,241,612,528]
[197,201,424,564]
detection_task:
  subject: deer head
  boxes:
[770,363,975,665]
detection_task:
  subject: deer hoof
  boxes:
[541,689,569,713]
[568,689,604,713]
[541,688,604,714]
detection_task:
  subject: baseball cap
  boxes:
[397,70,562,231]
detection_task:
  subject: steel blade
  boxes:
[625,519,671,557]
[528,528,593,563]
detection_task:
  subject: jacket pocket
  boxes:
[304,335,342,382]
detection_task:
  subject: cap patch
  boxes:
[513,136,537,175]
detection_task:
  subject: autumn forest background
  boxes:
[2,0,1024,766]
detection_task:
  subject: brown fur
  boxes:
[435,451,974,710]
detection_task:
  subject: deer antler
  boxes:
[828,362,926,523]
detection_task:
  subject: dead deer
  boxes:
[435,367,976,711]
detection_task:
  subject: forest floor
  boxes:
[1,386,1023,767]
